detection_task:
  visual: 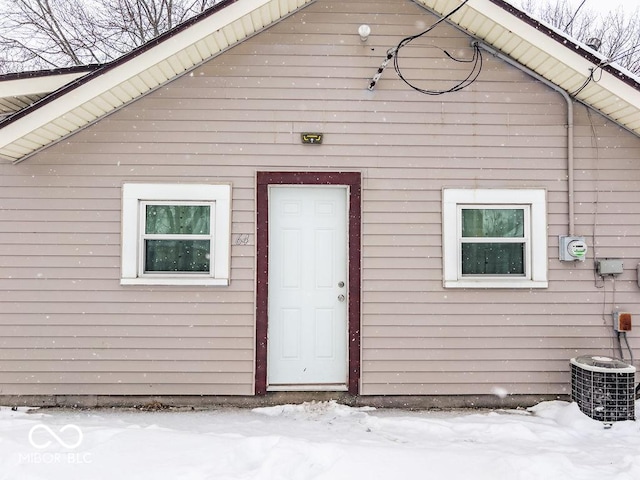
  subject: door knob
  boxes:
[338,294,345,302]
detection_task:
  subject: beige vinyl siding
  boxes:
[0,0,639,398]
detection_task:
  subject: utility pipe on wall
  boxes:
[472,42,575,235]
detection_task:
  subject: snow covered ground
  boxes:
[1,400,639,480]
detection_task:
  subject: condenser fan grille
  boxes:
[570,356,635,422]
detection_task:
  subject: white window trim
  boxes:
[443,188,548,289]
[121,183,231,286]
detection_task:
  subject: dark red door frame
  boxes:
[255,171,361,395]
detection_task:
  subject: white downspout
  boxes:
[473,42,575,235]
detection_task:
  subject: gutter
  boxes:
[473,41,576,236]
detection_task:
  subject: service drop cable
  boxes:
[571,67,599,97]
[571,42,640,97]
[368,0,472,91]
[607,42,640,66]
[393,42,482,95]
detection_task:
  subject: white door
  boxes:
[267,186,348,390]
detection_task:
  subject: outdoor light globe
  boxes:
[358,24,371,42]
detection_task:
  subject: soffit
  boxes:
[0,70,95,121]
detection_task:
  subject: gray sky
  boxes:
[567,0,638,14]
[508,0,639,16]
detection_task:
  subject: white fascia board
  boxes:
[0,72,89,97]
[0,0,272,157]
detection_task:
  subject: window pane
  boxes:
[462,209,524,238]
[145,240,210,272]
[462,243,525,275]
[145,205,210,235]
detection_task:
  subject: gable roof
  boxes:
[1,0,639,164]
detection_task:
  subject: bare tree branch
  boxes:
[519,0,640,75]
[0,0,222,73]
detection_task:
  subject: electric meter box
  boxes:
[559,236,587,262]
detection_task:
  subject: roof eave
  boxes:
[0,0,310,163]
[2,0,640,163]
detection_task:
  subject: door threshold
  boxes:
[267,384,348,392]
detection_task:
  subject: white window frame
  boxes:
[121,183,231,286]
[443,189,548,289]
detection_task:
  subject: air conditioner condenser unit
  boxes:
[570,355,636,423]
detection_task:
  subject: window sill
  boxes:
[444,279,548,289]
[121,278,230,286]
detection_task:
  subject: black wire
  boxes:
[571,64,604,97]
[622,332,634,365]
[391,0,482,96]
[394,43,483,95]
[563,0,587,33]
[607,42,640,65]
[617,332,625,361]
[572,42,640,97]
[571,69,595,96]
[394,0,471,50]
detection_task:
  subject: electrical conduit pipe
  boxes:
[472,41,575,235]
